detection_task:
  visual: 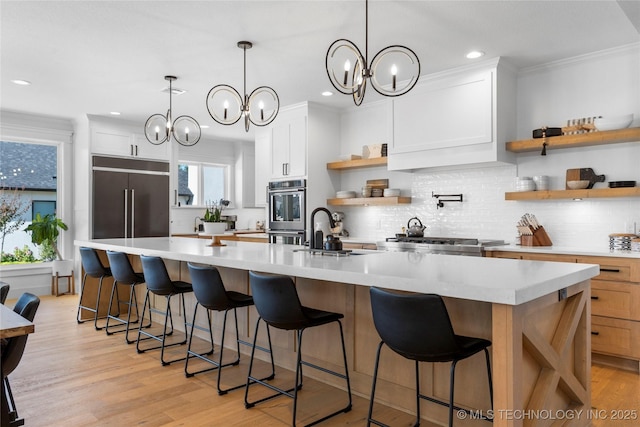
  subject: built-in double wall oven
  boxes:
[267,179,306,244]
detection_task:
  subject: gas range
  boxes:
[377,236,506,256]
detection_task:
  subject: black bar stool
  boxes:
[137,255,192,365]
[244,271,352,427]
[0,282,9,304]
[1,293,40,427]
[105,251,148,343]
[77,247,112,330]
[185,263,274,395]
[367,287,493,427]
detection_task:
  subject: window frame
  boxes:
[177,160,231,208]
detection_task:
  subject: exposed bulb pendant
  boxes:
[325,0,420,106]
[144,75,201,146]
[206,41,279,132]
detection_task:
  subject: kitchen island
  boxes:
[75,237,598,427]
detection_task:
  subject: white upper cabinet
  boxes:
[387,57,516,170]
[270,114,307,179]
[90,117,169,161]
[254,102,340,210]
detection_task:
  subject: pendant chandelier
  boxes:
[206,41,279,132]
[325,0,420,106]
[144,75,201,146]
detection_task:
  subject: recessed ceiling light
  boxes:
[466,51,485,59]
[11,79,31,86]
[322,91,333,97]
[110,111,121,116]
[200,125,210,129]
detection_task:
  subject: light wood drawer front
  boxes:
[591,280,640,321]
[521,253,577,263]
[591,315,640,359]
[577,256,633,282]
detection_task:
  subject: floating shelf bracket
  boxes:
[432,192,463,209]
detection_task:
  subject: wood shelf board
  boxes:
[327,196,411,206]
[505,187,640,200]
[505,127,640,153]
[326,157,387,170]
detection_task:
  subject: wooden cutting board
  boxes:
[366,179,389,189]
[565,168,605,189]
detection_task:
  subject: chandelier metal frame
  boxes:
[325,0,420,106]
[206,41,279,132]
[144,75,201,147]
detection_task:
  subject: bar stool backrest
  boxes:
[1,293,40,378]
[0,282,9,304]
[106,251,141,284]
[140,255,175,296]
[80,247,111,278]
[369,287,460,362]
[249,271,306,329]
[187,263,232,311]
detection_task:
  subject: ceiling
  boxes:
[1,1,639,143]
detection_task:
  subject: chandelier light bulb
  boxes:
[391,64,398,91]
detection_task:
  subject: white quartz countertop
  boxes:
[75,237,598,306]
[487,244,640,258]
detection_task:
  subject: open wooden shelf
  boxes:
[327,196,411,206]
[326,157,387,170]
[505,127,640,153]
[505,187,640,200]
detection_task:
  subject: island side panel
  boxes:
[491,279,591,427]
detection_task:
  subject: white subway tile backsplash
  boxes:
[340,164,640,249]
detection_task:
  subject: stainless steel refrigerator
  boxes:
[92,156,170,239]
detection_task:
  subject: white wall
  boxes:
[337,43,640,250]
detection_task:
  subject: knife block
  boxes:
[521,226,553,247]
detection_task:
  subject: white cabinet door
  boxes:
[133,133,169,161]
[271,124,290,178]
[287,115,307,177]
[269,115,307,179]
[91,128,169,161]
[91,128,134,157]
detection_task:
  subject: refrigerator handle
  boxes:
[131,189,135,238]
[124,189,128,238]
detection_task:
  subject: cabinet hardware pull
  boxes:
[591,331,600,336]
[600,268,620,273]
[130,144,134,156]
[174,189,177,205]
[131,189,135,238]
[135,145,138,156]
[124,189,128,238]
[591,296,599,300]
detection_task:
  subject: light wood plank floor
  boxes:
[5,295,640,426]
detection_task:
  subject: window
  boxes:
[0,140,58,262]
[178,162,229,206]
[32,200,56,220]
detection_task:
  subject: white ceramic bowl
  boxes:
[336,190,356,199]
[594,114,633,131]
[566,180,590,190]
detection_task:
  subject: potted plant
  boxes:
[202,199,230,235]
[25,213,73,278]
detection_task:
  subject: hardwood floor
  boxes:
[6,295,640,426]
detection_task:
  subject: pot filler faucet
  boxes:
[309,207,336,250]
